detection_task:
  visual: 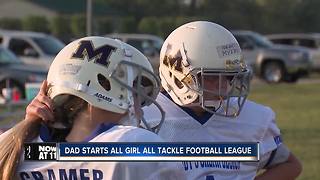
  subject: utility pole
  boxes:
[86,0,92,36]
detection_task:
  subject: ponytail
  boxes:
[0,119,41,180]
[0,95,87,179]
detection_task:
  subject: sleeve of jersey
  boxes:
[259,109,282,156]
[259,108,284,167]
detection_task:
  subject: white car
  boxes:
[0,30,65,70]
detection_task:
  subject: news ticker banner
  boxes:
[24,142,259,162]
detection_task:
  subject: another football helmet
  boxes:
[159,21,251,117]
[47,36,164,132]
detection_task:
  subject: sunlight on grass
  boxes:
[250,83,320,180]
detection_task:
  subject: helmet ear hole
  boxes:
[97,74,111,91]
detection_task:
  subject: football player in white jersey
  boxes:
[19,23,302,180]
[142,21,302,180]
[0,37,184,180]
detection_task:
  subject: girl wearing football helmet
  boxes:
[0,37,181,180]
[144,21,302,180]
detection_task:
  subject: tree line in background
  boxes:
[0,0,319,42]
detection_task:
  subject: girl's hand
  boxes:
[25,80,54,123]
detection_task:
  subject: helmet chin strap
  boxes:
[201,97,239,117]
[122,107,137,126]
[202,93,224,108]
[203,100,223,110]
[88,104,94,124]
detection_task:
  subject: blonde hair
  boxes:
[0,119,41,180]
[0,95,87,179]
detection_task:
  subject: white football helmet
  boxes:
[47,36,164,132]
[159,21,251,117]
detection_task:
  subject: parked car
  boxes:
[232,31,311,83]
[0,46,47,101]
[266,33,320,71]
[106,33,164,75]
[0,30,65,70]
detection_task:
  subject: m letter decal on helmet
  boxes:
[72,40,116,67]
[163,55,183,73]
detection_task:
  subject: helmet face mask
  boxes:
[110,60,160,107]
[160,21,251,117]
[47,36,164,133]
[110,60,164,133]
[186,68,251,117]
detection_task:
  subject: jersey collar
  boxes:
[161,92,213,125]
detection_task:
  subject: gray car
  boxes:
[0,46,47,100]
[266,33,320,71]
[232,31,311,83]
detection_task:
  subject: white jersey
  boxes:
[143,93,283,180]
[14,124,185,180]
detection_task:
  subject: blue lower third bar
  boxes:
[57,143,259,162]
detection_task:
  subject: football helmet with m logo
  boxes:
[47,36,163,132]
[160,21,251,117]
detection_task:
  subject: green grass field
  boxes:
[249,82,320,180]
